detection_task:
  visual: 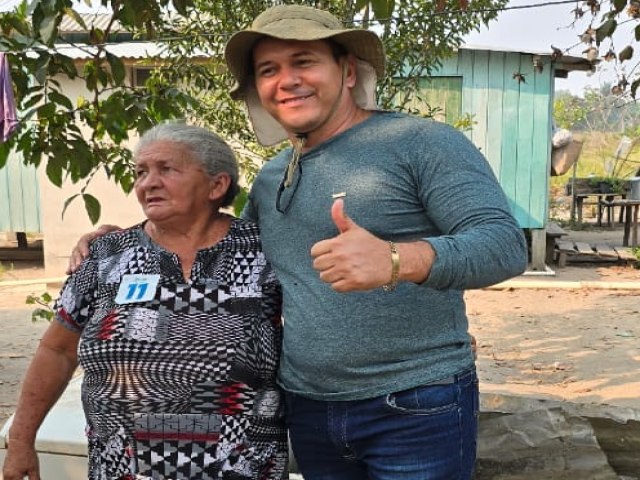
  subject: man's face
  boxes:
[252,38,353,136]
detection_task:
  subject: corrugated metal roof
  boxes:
[54,41,210,60]
[461,44,596,72]
[59,13,122,33]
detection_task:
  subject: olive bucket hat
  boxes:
[224,4,385,146]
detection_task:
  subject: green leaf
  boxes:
[96,66,108,87]
[46,156,64,187]
[119,174,135,193]
[25,291,55,322]
[619,45,634,62]
[82,193,101,225]
[23,93,44,109]
[106,52,126,85]
[595,18,616,44]
[68,148,95,180]
[56,55,79,79]
[63,7,87,30]
[6,15,30,36]
[61,193,80,219]
[370,0,392,19]
[34,64,48,85]
[89,27,105,45]
[48,90,74,109]
[119,2,137,27]
[83,61,98,90]
[37,102,56,118]
[38,14,57,44]
[17,132,35,159]
[233,187,248,217]
[31,308,54,322]
[631,78,640,98]
[0,143,10,169]
[613,0,627,12]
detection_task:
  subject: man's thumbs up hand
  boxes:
[310,199,395,292]
[331,198,356,233]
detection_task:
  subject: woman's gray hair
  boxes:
[134,122,240,207]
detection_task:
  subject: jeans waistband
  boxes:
[425,366,476,386]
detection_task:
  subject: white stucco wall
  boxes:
[39,74,144,278]
[39,169,143,278]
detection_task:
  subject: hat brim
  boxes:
[225,28,385,100]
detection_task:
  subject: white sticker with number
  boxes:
[115,274,160,304]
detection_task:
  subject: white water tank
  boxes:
[629,176,640,200]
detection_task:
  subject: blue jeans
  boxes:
[285,368,479,480]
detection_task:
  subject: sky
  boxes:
[463,0,635,96]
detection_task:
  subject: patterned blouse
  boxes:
[55,217,287,480]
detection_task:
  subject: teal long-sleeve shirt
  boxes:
[242,111,528,401]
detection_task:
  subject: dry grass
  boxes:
[550,132,640,190]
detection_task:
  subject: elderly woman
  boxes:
[2,123,287,480]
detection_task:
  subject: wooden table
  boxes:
[602,199,640,246]
[573,192,624,226]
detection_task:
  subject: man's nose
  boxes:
[279,66,301,88]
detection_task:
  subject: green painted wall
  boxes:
[430,48,554,229]
[0,152,42,232]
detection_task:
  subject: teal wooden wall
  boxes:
[0,152,42,232]
[431,48,554,229]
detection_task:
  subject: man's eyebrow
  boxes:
[290,50,316,57]
[254,50,317,69]
[254,58,273,70]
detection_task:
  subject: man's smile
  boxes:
[279,93,313,105]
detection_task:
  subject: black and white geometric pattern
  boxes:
[55,217,287,479]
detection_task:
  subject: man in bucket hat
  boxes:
[68,4,527,479]
[223,4,527,479]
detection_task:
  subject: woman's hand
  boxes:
[3,438,40,480]
[3,322,80,480]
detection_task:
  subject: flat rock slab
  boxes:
[477,393,640,479]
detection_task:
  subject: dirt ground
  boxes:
[468,284,639,409]
[1,225,639,427]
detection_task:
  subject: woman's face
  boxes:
[134,140,218,223]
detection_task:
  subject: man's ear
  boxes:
[343,54,358,89]
[209,173,232,202]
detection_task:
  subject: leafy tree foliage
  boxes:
[554,90,590,130]
[567,0,640,97]
[0,0,506,221]
[555,86,640,132]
